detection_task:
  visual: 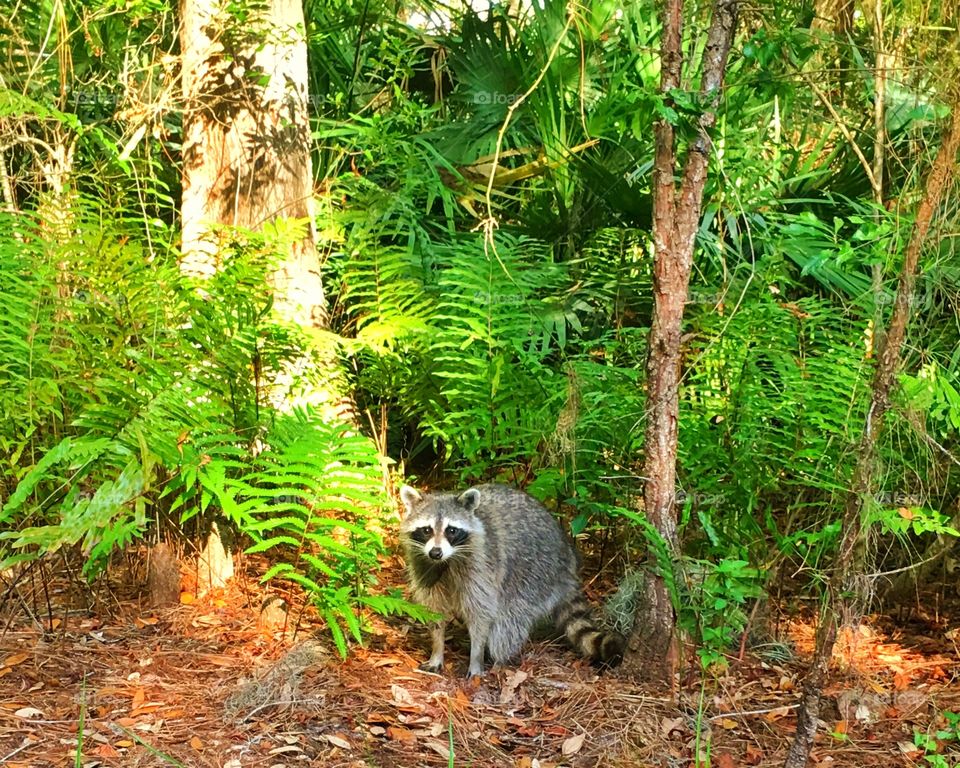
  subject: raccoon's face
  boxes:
[399,485,481,563]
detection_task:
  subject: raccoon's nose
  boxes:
[428,546,443,560]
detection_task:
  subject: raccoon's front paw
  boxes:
[419,659,444,673]
[465,664,485,678]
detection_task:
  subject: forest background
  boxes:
[2,0,960,763]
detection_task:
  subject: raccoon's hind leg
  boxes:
[420,619,447,672]
[486,617,530,667]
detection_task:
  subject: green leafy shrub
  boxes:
[0,207,409,653]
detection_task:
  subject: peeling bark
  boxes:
[629,0,738,687]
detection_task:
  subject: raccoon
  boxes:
[399,483,625,676]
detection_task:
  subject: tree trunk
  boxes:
[784,101,960,768]
[179,0,325,327]
[627,0,738,687]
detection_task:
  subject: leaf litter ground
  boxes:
[1,555,959,767]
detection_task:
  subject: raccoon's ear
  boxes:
[457,488,481,513]
[399,485,423,515]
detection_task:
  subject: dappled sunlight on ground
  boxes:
[1,558,960,767]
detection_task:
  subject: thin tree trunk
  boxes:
[869,0,887,341]
[628,0,738,687]
[784,101,960,768]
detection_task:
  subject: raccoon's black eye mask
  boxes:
[445,526,469,546]
[410,526,433,544]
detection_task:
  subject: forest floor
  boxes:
[1,552,960,768]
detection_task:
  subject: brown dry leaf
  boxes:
[190,736,203,750]
[180,592,195,605]
[561,732,585,756]
[387,726,416,744]
[661,716,685,736]
[779,675,795,691]
[893,670,912,690]
[115,739,135,748]
[718,718,738,730]
[714,753,736,768]
[116,717,137,727]
[92,744,120,758]
[763,707,791,722]
[745,743,764,764]
[833,720,847,735]
[135,616,159,627]
[2,652,30,668]
[500,669,529,705]
[425,739,451,760]
[131,688,146,710]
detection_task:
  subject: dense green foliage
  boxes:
[1,0,959,662]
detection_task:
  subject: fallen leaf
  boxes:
[93,744,119,758]
[714,753,736,768]
[500,669,529,705]
[661,716,685,735]
[2,653,30,668]
[391,684,415,707]
[131,688,146,709]
[190,736,203,750]
[179,592,195,605]
[14,707,44,719]
[325,734,352,750]
[763,706,791,722]
[387,726,416,743]
[135,616,159,627]
[562,732,585,756]
[893,670,912,690]
[719,718,738,730]
[425,739,450,759]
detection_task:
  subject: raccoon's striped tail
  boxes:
[554,593,626,667]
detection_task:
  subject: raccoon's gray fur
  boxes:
[399,483,625,676]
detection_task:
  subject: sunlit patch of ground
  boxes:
[1,559,959,767]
